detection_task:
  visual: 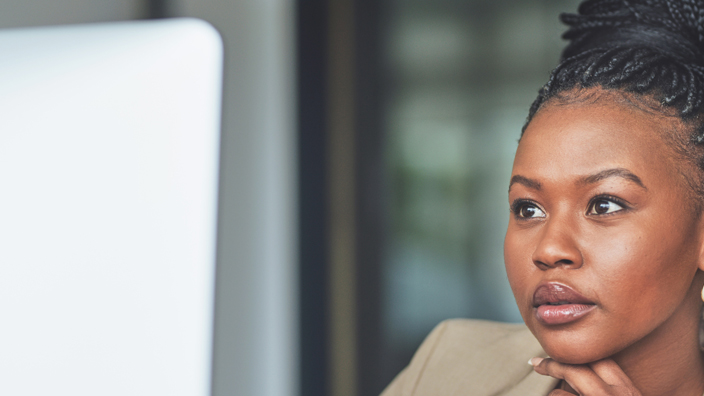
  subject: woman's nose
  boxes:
[531,217,582,270]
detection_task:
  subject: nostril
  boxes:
[530,226,583,269]
[533,258,577,270]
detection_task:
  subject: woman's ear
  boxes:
[696,213,704,272]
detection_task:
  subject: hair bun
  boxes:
[561,0,704,64]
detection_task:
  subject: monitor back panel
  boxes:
[0,19,222,396]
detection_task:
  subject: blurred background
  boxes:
[0,0,580,395]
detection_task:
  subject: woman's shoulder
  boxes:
[380,319,558,396]
[428,318,538,345]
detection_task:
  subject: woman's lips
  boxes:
[533,283,596,325]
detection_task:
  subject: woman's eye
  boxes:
[588,198,624,215]
[516,203,546,218]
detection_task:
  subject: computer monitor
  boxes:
[0,18,222,395]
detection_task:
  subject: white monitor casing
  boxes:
[0,19,222,396]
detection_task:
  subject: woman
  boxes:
[382,1,704,395]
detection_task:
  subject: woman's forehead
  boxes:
[513,99,680,185]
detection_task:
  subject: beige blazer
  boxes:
[380,319,559,396]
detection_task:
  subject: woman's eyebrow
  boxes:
[578,168,647,190]
[509,175,542,192]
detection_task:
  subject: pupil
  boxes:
[596,201,609,214]
[521,206,536,217]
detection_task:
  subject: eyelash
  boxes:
[510,199,533,215]
[587,194,631,216]
[510,195,631,218]
[510,199,543,219]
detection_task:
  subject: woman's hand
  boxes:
[530,357,642,396]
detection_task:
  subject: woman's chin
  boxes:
[542,349,600,365]
[538,337,612,365]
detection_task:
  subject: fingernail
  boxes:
[529,357,543,366]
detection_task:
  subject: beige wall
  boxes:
[171,2,298,396]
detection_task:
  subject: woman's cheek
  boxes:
[504,230,535,315]
[587,227,687,322]
[504,230,525,286]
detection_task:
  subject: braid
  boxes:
[524,0,704,201]
[525,0,704,137]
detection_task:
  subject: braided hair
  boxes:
[524,0,704,200]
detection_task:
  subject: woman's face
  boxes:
[505,94,704,364]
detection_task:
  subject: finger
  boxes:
[548,390,577,396]
[589,358,635,386]
[532,357,610,394]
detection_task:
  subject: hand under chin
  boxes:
[558,380,578,395]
